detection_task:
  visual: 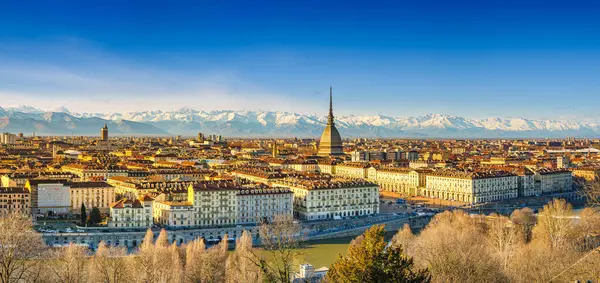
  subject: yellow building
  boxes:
[0,187,30,215]
[69,181,115,212]
[572,167,600,182]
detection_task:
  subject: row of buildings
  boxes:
[0,168,379,229]
[256,157,574,204]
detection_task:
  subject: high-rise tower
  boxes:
[317,86,344,156]
[101,124,108,141]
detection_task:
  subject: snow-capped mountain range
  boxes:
[1,105,599,137]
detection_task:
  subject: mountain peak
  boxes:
[0,106,598,137]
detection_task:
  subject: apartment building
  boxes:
[237,186,293,224]
[108,195,153,228]
[424,170,518,204]
[272,177,379,221]
[0,187,30,215]
[534,168,573,194]
[153,197,194,227]
[62,164,128,181]
[1,171,78,187]
[334,163,369,179]
[26,179,71,216]
[69,181,115,212]
[187,181,238,227]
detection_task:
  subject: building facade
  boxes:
[26,179,71,215]
[237,187,293,224]
[108,196,153,228]
[187,181,238,227]
[535,168,573,194]
[0,187,30,215]
[69,181,115,212]
[272,178,379,220]
[423,171,518,204]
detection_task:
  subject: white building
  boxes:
[423,171,518,204]
[534,168,572,194]
[187,181,238,227]
[515,168,537,197]
[292,264,328,283]
[108,195,153,228]
[272,177,379,221]
[153,199,194,227]
[26,180,71,215]
[237,187,293,224]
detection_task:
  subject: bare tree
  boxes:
[134,229,156,283]
[486,214,520,271]
[509,207,536,243]
[257,214,303,283]
[183,237,206,282]
[153,230,174,283]
[579,180,600,208]
[410,210,508,283]
[532,199,576,249]
[506,242,578,283]
[200,235,229,283]
[0,212,46,283]
[48,243,89,283]
[226,231,262,283]
[391,223,415,255]
[168,243,183,283]
[88,241,131,283]
[575,207,600,250]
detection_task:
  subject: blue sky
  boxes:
[1,0,600,121]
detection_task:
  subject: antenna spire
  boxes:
[328,86,334,125]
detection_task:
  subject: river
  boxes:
[271,231,398,269]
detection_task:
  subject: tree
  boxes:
[0,212,46,283]
[577,207,600,250]
[153,230,178,283]
[510,207,536,242]
[486,214,520,271]
[184,237,206,282]
[532,199,575,249]
[87,207,102,226]
[391,224,415,255]
[579,180,600,208]
[409,210,508,283]
[256,215,303,283]
[80,203,87,226]
[226,231,262,283]
[200,235,229,283]
[135,229,156,282]
[88,242,131,283]
[327,225,430,283]
[48,243,88,283]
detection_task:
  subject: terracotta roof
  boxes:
[68,181,113,188]
[0,187,29,194]
[110,198,143,209]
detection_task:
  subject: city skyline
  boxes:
[1,1,600,121]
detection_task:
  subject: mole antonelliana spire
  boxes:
[317,86,344,156]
